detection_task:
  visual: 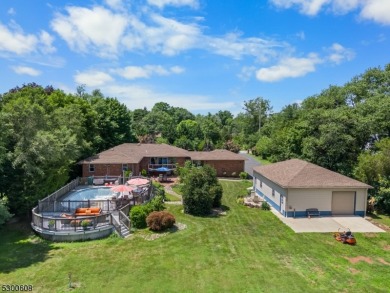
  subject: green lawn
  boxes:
[165,191,181,202]
[1,181,389,292]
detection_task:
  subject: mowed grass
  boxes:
[1,181,389,293]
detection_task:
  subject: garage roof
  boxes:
[253,159,372,189]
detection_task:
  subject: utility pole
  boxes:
[258,101,261,136]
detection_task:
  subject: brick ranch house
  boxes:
[79,143,246,178]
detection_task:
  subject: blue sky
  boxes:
[1,0,389,114]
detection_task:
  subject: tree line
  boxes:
[0,64,389,220]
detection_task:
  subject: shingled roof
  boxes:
[189,149,246,161]
[79,143,191,164]
[253,159,372,189]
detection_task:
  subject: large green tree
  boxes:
[180,162,223,216]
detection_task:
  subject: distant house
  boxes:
[79,143,246,178]
[190,149,246,177]
[253,159,372,218]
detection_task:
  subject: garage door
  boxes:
[332,192,355,215]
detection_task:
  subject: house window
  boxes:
[272,189,275,196]
[122,164,128,171]
[260,181,263,188]
[89,164,95,172]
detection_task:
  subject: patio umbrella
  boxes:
[155,166,170,172]
[110,185,133,198]
[127,178,149,186]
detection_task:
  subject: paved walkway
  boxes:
[238,151,261,178]
[164,185,182,205]
[270,208,385,233]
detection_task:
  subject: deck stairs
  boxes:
[111,211,131,238]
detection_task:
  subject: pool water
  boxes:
[62,187,115,201]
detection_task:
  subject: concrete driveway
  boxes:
[271,209,385,233]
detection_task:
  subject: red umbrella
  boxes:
[110,185,133,197]
[127,178,149,186]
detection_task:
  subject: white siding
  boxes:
[287,189,331,211]
[355,189,367,211]
[253,171,287,214]
[252,170,368,217]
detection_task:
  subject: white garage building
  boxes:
[253,159,372,218]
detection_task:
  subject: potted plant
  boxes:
[81,220,92,230]
[48,219,55,230]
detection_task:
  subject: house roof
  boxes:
[253,159,372,189]
[79,143,191,164]
[189,150,246,161]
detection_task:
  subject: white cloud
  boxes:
[74,70,114,87]
[0,22,38,55]
[204,32,285,61]
[270,0,330,15]
[11,66,41,76]
[104,0,124,10]
[256,53,321,82]
[114,65,185,80]
[39,30,56,54]
[51,5,287,60]
[102,84,235,111]
[51,6,128,57]
[121,13,203,56]
[331,0,360,14]
[238,66,257,81]
[326,43,355,64]
[147,0,199,9]
[170,66,185,74]
[270,0,390,25]
[360,0,390,25]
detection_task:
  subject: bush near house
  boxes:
[261,201,271,210]
[146,211,176,231]
[239,171,248,180]
[130,196,165,229]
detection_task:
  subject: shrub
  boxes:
[147,195,165,212]
[0,197,13,226]
[181,164,220,216]
[152,182,166,200]
[210,183,223,208]
[130,205,148,229]
[183,188,213,216]
[130,196,165,229]
[236,198,244,205]
[261,201,271,211]
[146,211,176,231]
[239,172,248,180]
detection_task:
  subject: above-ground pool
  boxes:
[61,187,115,201]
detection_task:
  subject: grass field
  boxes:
[1,181,389,292]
